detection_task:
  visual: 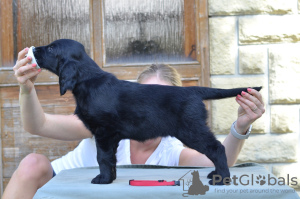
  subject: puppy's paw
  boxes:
[91,174,113,184]
[208,171,230,185]
[207,170,217,179]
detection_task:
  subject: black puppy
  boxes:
[33,39,261,185]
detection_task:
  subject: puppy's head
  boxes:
[34,39,86,95]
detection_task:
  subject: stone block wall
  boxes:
[208,0,300,191]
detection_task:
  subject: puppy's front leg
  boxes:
[91,138,117,184]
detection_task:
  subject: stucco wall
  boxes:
[208,0,300,191]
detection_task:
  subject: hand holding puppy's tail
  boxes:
[197,86,262,100]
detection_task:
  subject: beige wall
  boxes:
[208,0,300,191]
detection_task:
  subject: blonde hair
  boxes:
[137,64,182,86]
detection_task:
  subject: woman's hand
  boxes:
[235,88,265,134]
[13,48,41,94]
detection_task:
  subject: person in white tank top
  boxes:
[51,136,185,174]
[3,60,265,199]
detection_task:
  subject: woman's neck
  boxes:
[130,137,162,164]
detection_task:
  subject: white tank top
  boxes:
[51,136,185,174]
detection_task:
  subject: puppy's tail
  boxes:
[197,86,262,100]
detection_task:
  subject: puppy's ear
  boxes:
[59,62,78,95]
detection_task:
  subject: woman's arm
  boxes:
[14,48,92,141]
[179,88,265,167]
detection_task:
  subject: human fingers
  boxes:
[247,88,264,106]
[14,62,38,77]
[17,47,29,60]
[241,90,265,113]
[237,94,264,119]
[16,68,41,85]
[13,50,32,72]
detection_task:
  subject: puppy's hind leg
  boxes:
[204,140,230,185]
[91,136,119,184]
[176,126,230,185]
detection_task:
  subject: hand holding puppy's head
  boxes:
[33,39,86,95]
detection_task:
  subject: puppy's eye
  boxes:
[48,46,54,53]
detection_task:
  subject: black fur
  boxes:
[33,39,262,185]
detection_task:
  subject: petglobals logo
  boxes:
[179,170,209,197]
[211,174,298,186]
[177,170,298,197]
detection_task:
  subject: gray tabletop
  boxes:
[34,163,299,199]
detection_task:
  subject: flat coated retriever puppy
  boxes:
[33,39,261,185]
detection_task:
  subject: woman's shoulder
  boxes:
[161,136,184,147]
